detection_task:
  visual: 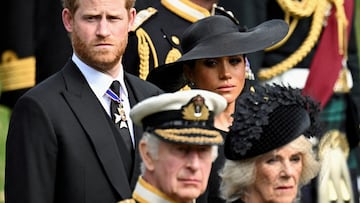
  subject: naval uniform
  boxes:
[118,177,190,203]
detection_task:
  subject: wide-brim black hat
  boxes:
[147,15,289,92]
[224,84,321,160]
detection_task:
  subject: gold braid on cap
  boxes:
[258,0,348,80]
[154,128,223,144]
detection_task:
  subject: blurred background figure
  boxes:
[0,0,72,109]
[218,0,360,202]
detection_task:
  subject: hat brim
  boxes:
[147,19,289,92]
[154,128,224,145]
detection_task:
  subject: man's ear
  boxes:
[139,140,155,171]
[127,8,136,32]
[62,8,73,32]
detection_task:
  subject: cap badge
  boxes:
[182,95,209,121]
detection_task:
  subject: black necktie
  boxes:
[109,81,133,158]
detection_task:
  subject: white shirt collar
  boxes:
[71,53,128,99]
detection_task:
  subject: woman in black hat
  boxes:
[147,15,288,131]
[220,84,321,203]
[147,15,289,202]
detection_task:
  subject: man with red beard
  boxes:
[4,0,163,202]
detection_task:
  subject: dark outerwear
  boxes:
[5,60,163,203]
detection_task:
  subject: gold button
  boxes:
[171,36,180,45]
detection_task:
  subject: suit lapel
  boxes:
[125,78,142,145]
[124,74,146,187]
[60,61,132,198]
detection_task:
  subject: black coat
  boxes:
[5,60,163,203]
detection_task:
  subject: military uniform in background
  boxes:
[218,0,360,202]
[123,0,235,80]
[0,0,72,108]
[134,0,158,10]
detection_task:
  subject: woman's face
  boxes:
[247,145,303,203]
[184,55,246,105]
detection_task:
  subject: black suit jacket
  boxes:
[5,60,163,203]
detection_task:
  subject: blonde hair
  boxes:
[220,135,320,202]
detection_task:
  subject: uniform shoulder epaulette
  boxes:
[131,7,158,31]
